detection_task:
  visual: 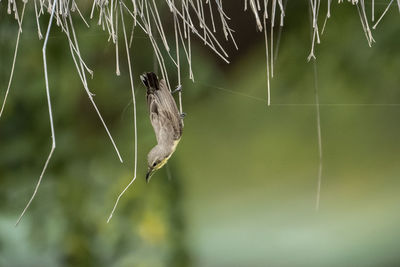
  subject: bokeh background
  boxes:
[1,1,400,266]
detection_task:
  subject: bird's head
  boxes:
[146,147,171,183]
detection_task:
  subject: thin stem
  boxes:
[16,0,57,226]
[312,59,323,212]
[372,0,394,29]
[107,2,138,223]
[0,2,26,118]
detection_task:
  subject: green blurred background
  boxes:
[1,1,400,266]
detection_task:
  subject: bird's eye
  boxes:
[152,162,157,167]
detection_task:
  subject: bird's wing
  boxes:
[147,93,163,144]
[155,79,183,140]
[147,92,179,145]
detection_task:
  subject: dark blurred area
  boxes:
[1,1,400,267]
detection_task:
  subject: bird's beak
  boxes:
[146,167,155,183]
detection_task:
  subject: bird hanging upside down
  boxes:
[140,72,184,183]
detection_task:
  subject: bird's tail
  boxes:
[140,72,159,94]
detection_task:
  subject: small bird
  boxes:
[140,72,183,182]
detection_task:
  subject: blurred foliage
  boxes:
[1,1,400,267]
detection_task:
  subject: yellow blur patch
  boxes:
[138,212,166,244]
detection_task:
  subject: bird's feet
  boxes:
[172,85,182,94]
[180,112,186,119]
